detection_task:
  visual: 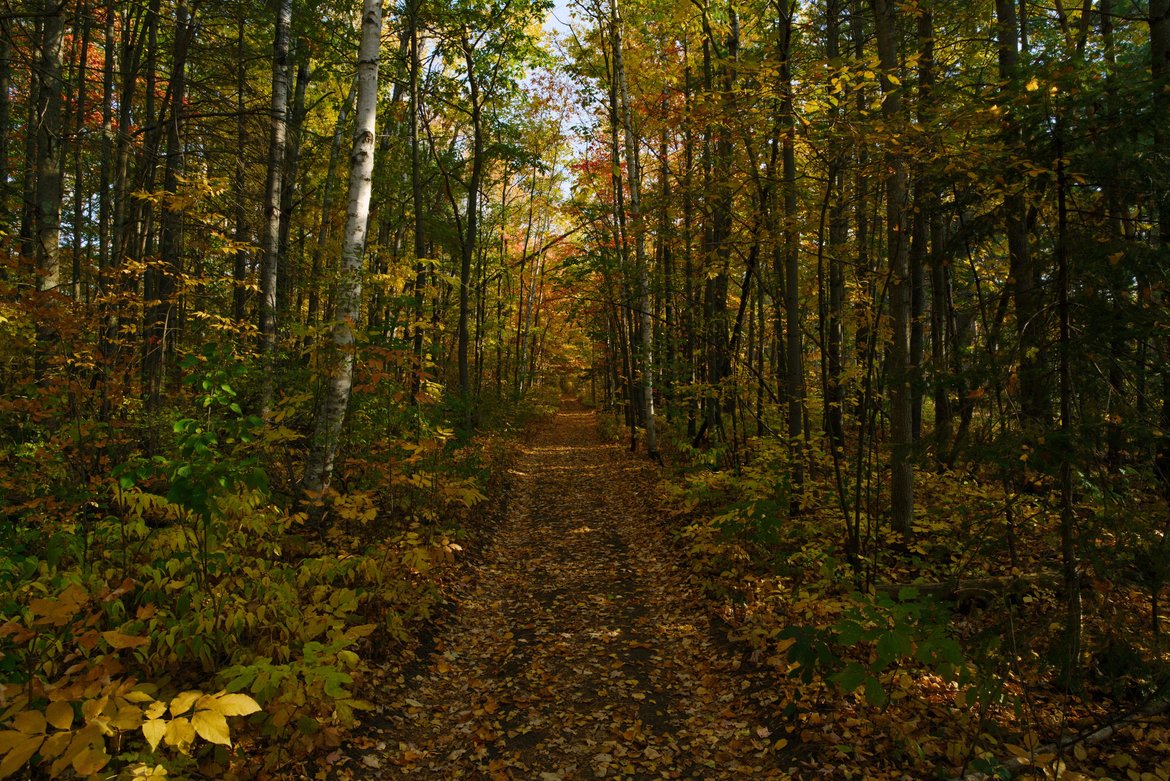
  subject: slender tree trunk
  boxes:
[909,9,930,448]
[0,21,9,245]
[409,5,428,405]
[303,0,383,497]
[658,118,675,416]
[308,79,357,338]
[457,27,483,420]
[997,0,1046,425]
[34,0,66,293]
[71,4,92,302]
[277,56,310,318]
[20,21,40,272]
[233,16,249,324]
[144,0,191,408]
[260,0,293,415]
[1149,0,1170,515]
[1055,120,1082,688]
[874,0,915,538]
[824,0,847,455]
[612,0,658,457]
[778,0,803,494]
[96,2,114,312]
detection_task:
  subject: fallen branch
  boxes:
[953,700,1170,781]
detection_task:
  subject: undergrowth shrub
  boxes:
[0,338,506,779]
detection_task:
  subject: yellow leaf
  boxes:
[211,693,261,718]
[169,691,201,717]
[144,702,166,721]
[49,725,100,778]
[164,717,195,749]
[102,631,150,649]
[45,702,73,731]
[80,697,109,724]
[39,730,70,760]
[71,744,109,776]
[142,720,166,752]
[0,733,43,778]
[1026,77,1040,91]
[111,705,143,731]
[11,711,45,735]
[191,710,231,746]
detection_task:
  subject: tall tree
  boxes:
[33,0,65,293]
[873,0,914,538]
[303,0,384,496]
[611,0,658,458]
[260,0,294,415]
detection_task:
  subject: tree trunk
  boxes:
[277,56,310,318]
[824,0,847,455]
[303,0,383,497]
[71,5,93,302]
[874,0,915,539]
[307,78,357,340]
[233,16,250,324]
[778,0,804,494]
[612,0,658,458]
[0,21,9,247]
[260,0,293,415]
[409,3,428,406]
[457,27,483,420]
[1055,120,1082,688]
[34,0,66,293]
[997,0,1046,426]
[143,0,191,408]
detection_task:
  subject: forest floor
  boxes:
[347,402,793,779]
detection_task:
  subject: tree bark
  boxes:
[233,15,249,324]
[778,0,804,494]
[612,0,658,457]
[260,0,293,415]
[457,27,483,420]
[143,0,191,408]
[303,0,383,497]
[874,0,915,539]
[996,0,1046,426]
[34,0,65,293]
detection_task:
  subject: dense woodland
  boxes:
[2,0,1170,776]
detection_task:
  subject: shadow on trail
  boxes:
[367,404,791,779]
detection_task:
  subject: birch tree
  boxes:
[303,0,383,497]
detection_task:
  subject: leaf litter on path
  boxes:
[362,407,792,779]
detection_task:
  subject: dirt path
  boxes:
[369,406,791,779]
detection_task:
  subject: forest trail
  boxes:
[365,403,790,779]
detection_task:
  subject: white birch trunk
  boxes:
[302,0,383,497]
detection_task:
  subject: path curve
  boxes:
[372,405,790,779]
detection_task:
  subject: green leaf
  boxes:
[863,677,888,706]
[831,662,868,694]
